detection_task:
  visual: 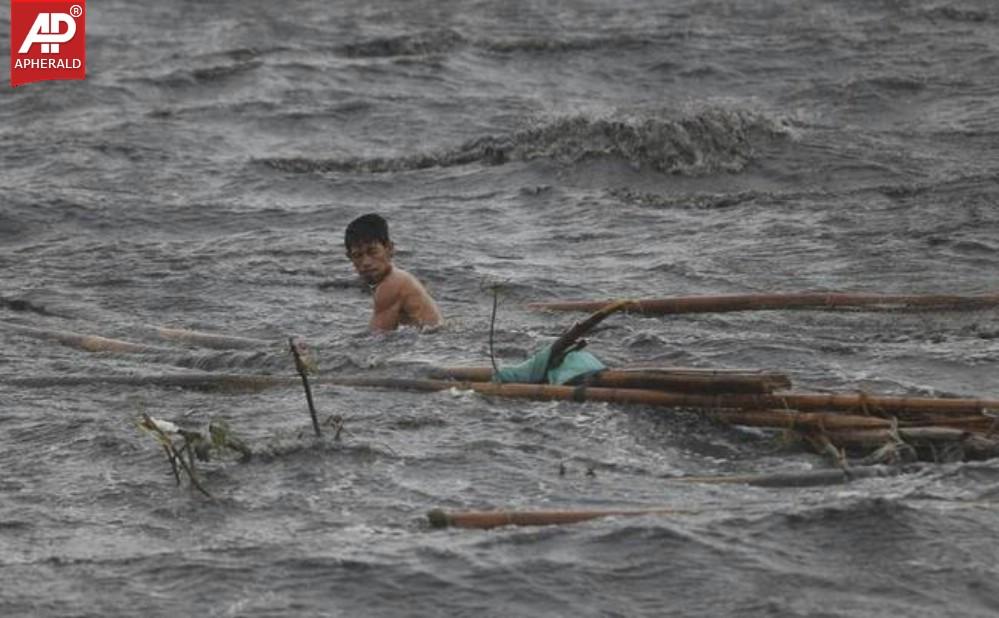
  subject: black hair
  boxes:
[344,213,390,250]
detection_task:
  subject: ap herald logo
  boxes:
[10,0,86,87]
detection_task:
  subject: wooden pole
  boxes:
[428,366,792,393]
[356,379,999,418]
[2,373,300,390]
[1,321,173,354]
[427,507,687,529]
[527,292,999,315]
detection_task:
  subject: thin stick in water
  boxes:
[290,338,321,437]
[488,285,500,375]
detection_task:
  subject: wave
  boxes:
[131,60,262,88]
[336,29,657,59]
[0,296,63,318]
[480,34,656,54]
[0,210,30,242]
[922,5,991,23]
[338,29,466,58]
[609,187,766,210]
[609,170,999,211]
[259,108,788,176]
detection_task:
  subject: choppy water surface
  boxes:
[3,1,999,616]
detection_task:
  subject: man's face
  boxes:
[347,240,393,285]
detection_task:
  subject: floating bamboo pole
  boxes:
[0,374,466,392]
[427,507,687,529]
[1,321,173,354]
[372,379,999,418]
[1,373,433,393]
[527,292,999,315]
[428,366,792,394]
[2,373,299,390]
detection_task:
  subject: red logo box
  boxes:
[10,0,86,87]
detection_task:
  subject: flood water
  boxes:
[2,1,999,616]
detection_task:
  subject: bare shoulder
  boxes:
[392,267,428,291]
[393,267,442,327]
[372,269,405,304]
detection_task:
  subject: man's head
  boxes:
[345,213,394,285]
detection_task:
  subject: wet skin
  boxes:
[347,240,443,331]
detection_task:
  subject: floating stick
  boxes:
[527,292,999,315]
[427,507,688,529]
[545,299,632,372]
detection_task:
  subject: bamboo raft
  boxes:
[5,311,998,465]
[6,294,999,523]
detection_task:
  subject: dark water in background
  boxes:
[3,0,999,615]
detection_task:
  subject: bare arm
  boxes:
[370,276,404,331]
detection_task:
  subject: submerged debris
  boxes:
[138,413,252,498]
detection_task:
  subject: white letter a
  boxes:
[18,13,76,54]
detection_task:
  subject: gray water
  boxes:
[3,0,999,616]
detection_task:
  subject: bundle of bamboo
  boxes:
[420,368,999,465]
[510,292,999,465]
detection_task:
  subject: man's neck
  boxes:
[371,264,394,288]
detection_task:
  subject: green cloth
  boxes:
[494,344,606,385]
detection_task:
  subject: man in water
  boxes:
[344,213,443,331]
